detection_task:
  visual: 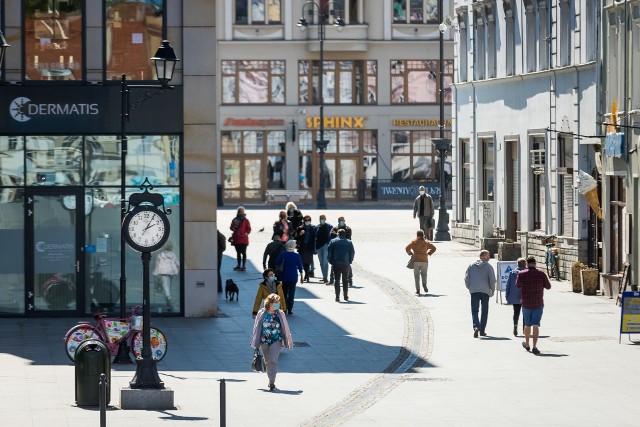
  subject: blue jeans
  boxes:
[316,244,329,278]
[470,292,490,332]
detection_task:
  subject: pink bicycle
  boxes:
[63,305,167,363]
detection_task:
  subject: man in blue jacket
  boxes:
[328,229,355,302]
[505,257,526,337]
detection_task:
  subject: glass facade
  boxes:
[0,135,182,316]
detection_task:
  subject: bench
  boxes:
[265,189,311,204]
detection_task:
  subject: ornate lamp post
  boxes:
[435,0,452,241]
[298,1,344,209]
[114,40,179,363]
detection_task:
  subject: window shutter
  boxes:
[561,175,574,236]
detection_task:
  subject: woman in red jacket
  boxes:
[230,206,252,271]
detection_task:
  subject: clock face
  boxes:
[123,205,170,252]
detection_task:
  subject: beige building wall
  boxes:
[182,0,219,316]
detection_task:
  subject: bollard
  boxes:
[99,373,107,427]
[219,378,226,427]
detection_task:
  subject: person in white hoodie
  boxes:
[464,250,496,338]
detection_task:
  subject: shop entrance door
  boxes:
[25,188,84,316]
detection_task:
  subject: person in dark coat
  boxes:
[263,235,286,279]
[328,229,355,302]
[217,230,226,293]
[328,216,353,286]
[296,215,317,282]
[273,210,293,243]
[314,214,333,283]
[285,202,303,239]
[505,257,526,336]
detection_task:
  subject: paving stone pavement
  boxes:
[0,208,639,426]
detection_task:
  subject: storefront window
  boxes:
[221,130,285,200]
[106,0,164,81]
[299,60,377,105]
[391,60,453,104]
[222,60,285,104]
[391,130,452,182]
[0,190,25,314]
[299,130,377,200]
[26,136,82,185]
[24,1,84,81]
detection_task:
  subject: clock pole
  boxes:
[129,251,163,388]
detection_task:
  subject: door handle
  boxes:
[27,209,33,216]
[28,304,34,311]
[28,291,33,298]
[74,261,80,272]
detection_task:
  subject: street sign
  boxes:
[496,261,517,304]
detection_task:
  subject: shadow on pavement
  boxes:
[535,353,569,358]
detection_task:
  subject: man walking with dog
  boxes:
[517,256,551,355]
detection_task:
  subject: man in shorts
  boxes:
[516,256,551,355]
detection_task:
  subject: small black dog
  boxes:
[225,279,239,301]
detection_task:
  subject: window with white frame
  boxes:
[606,10,621,110]
[530,136,545,231]
[538,0,549,70]
[460,139,472,222]
[524,0,537,73]
[485,1,496,79]
[457,9,469,82]
[559,0,572,67]
[298,60,377,105]
[222,60,285,104]
[585,0,596,61]
[393,0,438,24]
[480,138,494,200]
[473,4,486,80]
[235,0,282,24]
[558,135,574,237]
[504,0,515,76]
[321,0,360,24]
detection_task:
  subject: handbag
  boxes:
[430,217,436,229]
[251,348,264,372]
[406,255,415,269]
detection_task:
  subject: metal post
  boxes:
[114,74,131,363]
[315,7,328,209]
[130,251,163,388]
[219,378,226,427]
[99,373,107,427]
[435,0,452,241]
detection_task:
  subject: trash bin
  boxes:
[75,339,111,406]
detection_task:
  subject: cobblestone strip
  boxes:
[300,263,434,427]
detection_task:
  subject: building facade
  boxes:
[450,0,600,276]
[600,0,638,291]
[0,1,219,317]
[216,0,454,207]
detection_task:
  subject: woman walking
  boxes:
[273,210,292,243]
[274,240,304,315]
[250,293,293,391]
[405,229,437,295]
[230,206,251,271]
[252,269,287,318]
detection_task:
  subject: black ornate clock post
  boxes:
[122,178,171,389]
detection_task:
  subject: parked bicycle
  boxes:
[63,305,167,363]
[542,235,561,281]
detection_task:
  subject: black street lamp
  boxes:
[0,30,10,70]
[298,1,344,209]
[435,0,452,241]
[114,40,179,364]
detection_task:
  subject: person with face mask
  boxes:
[329,216,353,286]
[250,293,293,391]
[230,206,251,271]
[296,215,317,282]
[272,210,292,243]
[413,185,435,240]
[464,250,496,338]
[252,269,287,319]
[314,214,333,283]
[285,202,303,239]
[274,240,304,315]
